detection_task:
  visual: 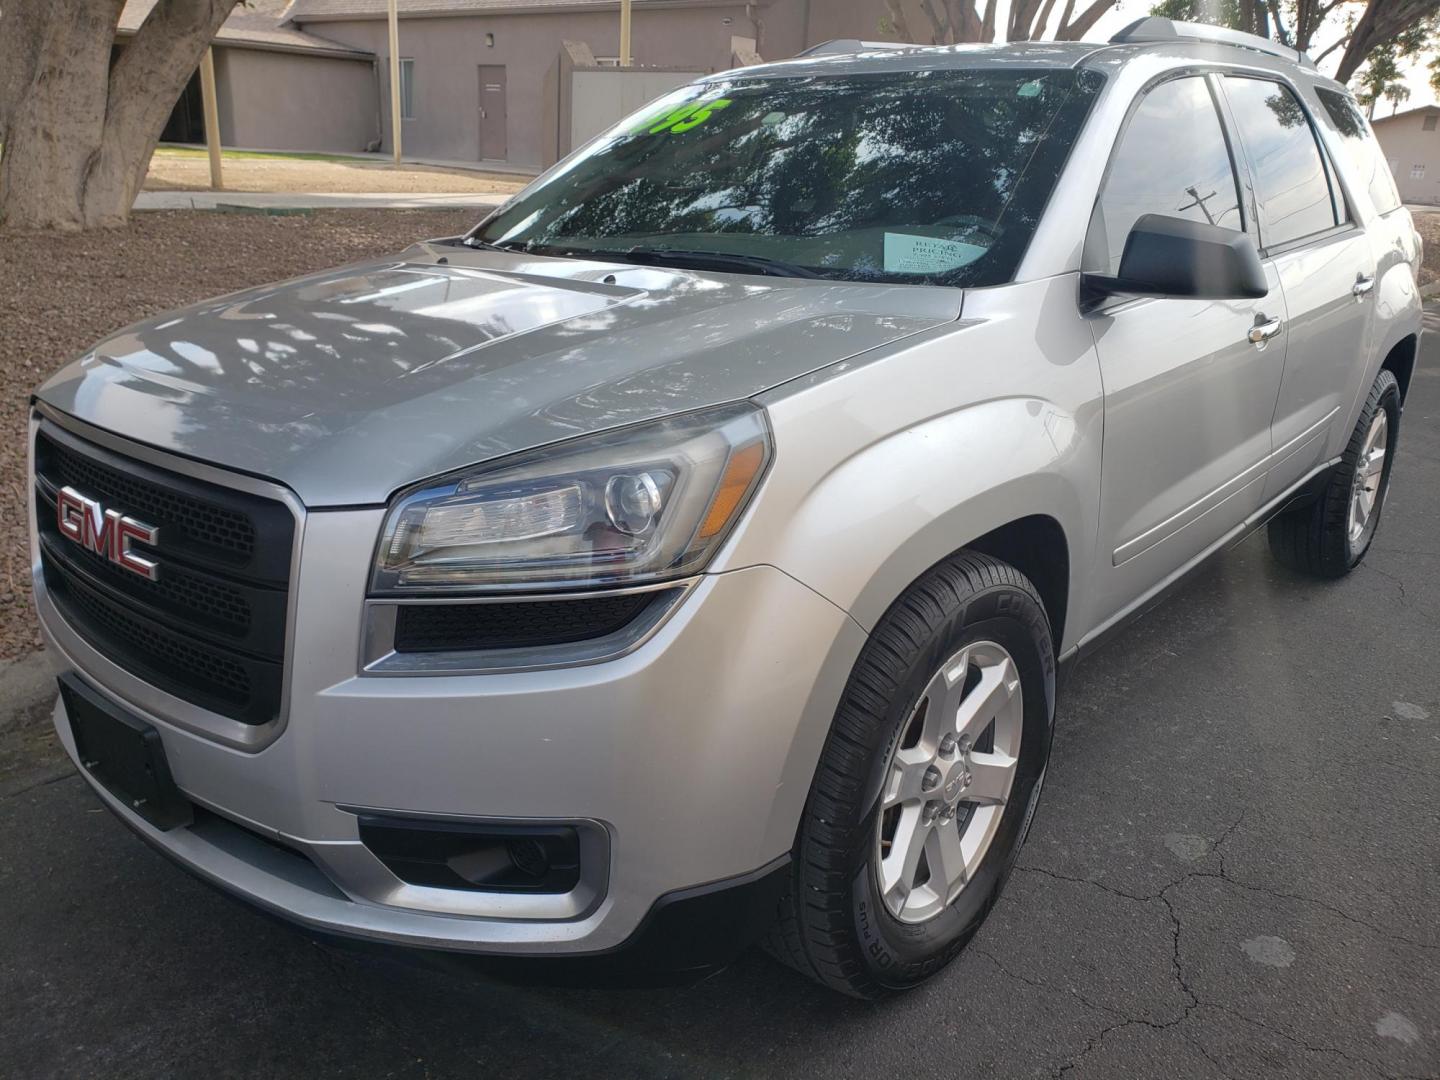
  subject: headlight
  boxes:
[372,403,772,594]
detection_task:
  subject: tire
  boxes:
[765,551,1056,999]
[1267,369,1401,579]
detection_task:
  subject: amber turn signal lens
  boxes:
[697,441,767,542]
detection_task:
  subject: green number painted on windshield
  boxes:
[669,99,731,132]
[634,98,733,136]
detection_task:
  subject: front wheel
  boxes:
[765,552,1055,998]
[1268,368,1400,579]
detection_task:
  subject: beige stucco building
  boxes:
[280,0,904,169]
[1371,105,1440,206]
[139,0,965,169]
[121,0,379,153]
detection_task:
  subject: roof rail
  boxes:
[1109,17,1315,69]
[797,39,913,58]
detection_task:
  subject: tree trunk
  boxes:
[0,1,49,145]
[0,0,240,231]
[0,0,125,230]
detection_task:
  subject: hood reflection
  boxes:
[38,245,960,506]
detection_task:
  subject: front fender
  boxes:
[717,277,1104,653]
[765,399,1089,634]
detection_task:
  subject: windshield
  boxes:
[473,67,1103,287]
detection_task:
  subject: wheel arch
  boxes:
[1380,333,1418,404]
[835,468,1087,652]
[965,514,1071,649]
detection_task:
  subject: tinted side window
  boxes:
[1315,87,1402,215]
[1224,78,1337,247]
[1090,77,1242,276]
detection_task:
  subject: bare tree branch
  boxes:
[1335,0,1440,81]
[983,0,1002,39]
[1055,0,1117,39]
[1312,34,1350,61]
[918,0,952,42]
[884,0,917,39]
[1267,0,1291,43]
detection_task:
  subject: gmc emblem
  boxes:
[55,486,161,582]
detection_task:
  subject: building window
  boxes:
[1412,164,1427,179]
[593,56,622,67]
[400,58,415,120]
[1424,114,1438,131]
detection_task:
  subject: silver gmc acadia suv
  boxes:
[29,20,1422,998]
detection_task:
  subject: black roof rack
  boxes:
[797,39,914,58]
[1109,17,1316,69]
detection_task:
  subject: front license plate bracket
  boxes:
[60,673,193,830]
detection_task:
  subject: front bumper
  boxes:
[37,499,866,955]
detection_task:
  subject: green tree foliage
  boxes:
[1143,0,1440,84]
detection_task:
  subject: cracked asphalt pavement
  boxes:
[3,320,1439,1079]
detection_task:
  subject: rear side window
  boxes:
[1088,76,1243,276]
[1314,87,1402,215]
[1223,78,1338,248]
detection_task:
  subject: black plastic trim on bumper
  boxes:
[74,753,790,983]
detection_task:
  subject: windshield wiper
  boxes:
[611,246,824,280]
[462,236,526,252]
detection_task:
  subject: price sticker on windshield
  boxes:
[884,233,988,274]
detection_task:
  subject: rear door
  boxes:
[1218,75,1375,500]
[1085,74,1287,623]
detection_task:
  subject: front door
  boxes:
[478,65,507,161]
[1084,75,1287,627]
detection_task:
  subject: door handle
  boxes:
[1352,274,1375,297]
[1248,317,1283,345]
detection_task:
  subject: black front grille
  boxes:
[34,422,294,726]
[393,592,657,653]
[43,436,256,558]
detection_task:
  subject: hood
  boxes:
[36,243,962,506]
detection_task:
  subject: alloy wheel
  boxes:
[1348,410,1389,547]
[875,640,1023,924]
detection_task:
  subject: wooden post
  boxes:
[199,47,223,191]
[620,0,633,66]
[388,0,403,163]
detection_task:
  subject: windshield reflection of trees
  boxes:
[484,71,1098,286]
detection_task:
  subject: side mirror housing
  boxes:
[1080,214,1268,307]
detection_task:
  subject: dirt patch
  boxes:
[145,152,528,195]
[0,209,478,660]
[0,652,69,796]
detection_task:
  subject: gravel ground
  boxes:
[0,208,479,659]
[145,151,527,195]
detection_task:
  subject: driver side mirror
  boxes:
[1080,214,1268,307]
